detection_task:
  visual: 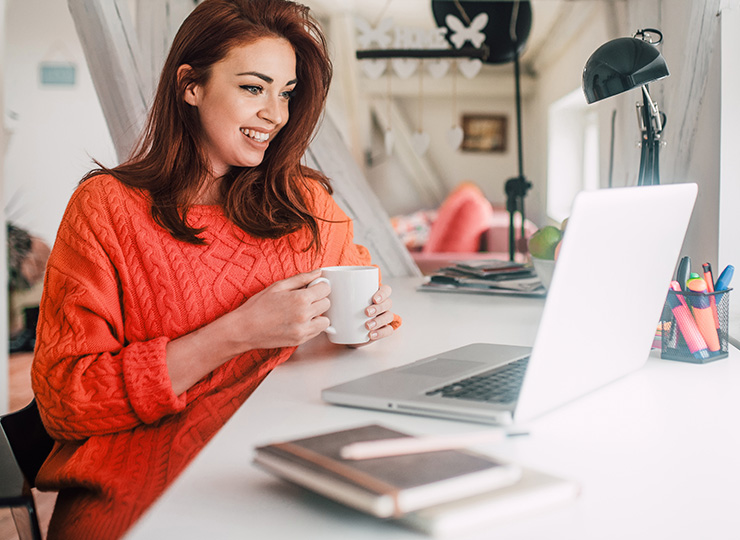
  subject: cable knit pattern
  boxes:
[31,174,377,540]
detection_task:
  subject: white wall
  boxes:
[529,1,615,227]
[2,0,115,410]
[388,93,521,211]
[532,0,723,269]
[719,3,740,342]
[358,4,614,228]
[4,0,116,246]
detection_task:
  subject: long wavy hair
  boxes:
[86,0,333,249]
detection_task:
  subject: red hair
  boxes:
[86,0,333,249]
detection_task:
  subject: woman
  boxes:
[31,1,399,538]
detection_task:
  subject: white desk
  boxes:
[126,277,740,540]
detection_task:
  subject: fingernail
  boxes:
[370,332,378,339]
[367,320,377,329]
[367,307,376,316]
[374,295,382,303]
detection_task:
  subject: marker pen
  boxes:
[686,278,721,352]
[676,256,691,291]
[702,263,719,329]
[715,265,734,291]
[667,282,710,360]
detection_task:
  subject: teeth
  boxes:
[241,128,269,142]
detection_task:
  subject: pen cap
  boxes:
[716,265,735,291]
[676,256,691,290]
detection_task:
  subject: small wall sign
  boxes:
[39,62,77,87]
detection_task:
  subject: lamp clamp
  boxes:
[633,28,663,45]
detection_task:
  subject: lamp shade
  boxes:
[582,37,669,104]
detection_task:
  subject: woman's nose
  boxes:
[258,94,284,125]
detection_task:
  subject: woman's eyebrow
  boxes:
[236,71,297,86]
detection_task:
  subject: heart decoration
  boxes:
[446,125,464,150]
[427,59,450,79]
[360,59,387,80]
[384,129,395,156]
[458,58,482,79]
[392,58,419,79]
[411,131,431,156]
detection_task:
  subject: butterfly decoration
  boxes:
[355,17,393,49]
[445,13,489,49]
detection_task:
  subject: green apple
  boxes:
[528,225,562,260]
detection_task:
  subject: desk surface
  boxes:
[126,277,740,540]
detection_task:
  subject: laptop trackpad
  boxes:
[399,358,485,377]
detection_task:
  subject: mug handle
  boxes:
[307,277,336,335]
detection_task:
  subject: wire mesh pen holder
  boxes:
[661,288,732,364]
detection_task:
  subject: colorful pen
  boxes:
[686,273,704,312]
[715,265,734,291]
[676,256,691,291]
[702,263,719,328]
[670,256,691,346]
[686,278,721,352]
[668,281,710,360]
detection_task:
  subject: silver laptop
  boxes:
[322,183,698,425]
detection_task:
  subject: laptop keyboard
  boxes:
[425,356,530,404]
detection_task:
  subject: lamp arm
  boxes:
[641,85,663,134]
[636,85,663,186]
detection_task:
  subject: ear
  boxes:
[178,64,199,106]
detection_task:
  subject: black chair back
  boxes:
[0,400,55,540]
[0,400,54,487]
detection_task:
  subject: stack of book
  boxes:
[419,259,546,297]
[253,424,579,536]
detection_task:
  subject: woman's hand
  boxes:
[235,269,332,350]
[347,284,397,347]
[166,270,331,394]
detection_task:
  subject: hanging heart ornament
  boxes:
[458,58,482,79]
[360,59,387,79]
[446,125,464,150]
[426,59,450,79]
[392,58,419,79]
[384,129,395,156]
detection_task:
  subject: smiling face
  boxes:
[182,37,297,178]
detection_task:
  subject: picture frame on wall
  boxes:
[461,114,507,153]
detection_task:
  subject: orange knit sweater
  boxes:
[32,174,377,539]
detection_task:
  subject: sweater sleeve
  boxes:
[32,183,186,441]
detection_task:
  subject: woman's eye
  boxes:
[281,89,296,100]
[240,85,262,95]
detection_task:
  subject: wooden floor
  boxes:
[1,352,57,540]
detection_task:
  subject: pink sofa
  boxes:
[391,183,538,275]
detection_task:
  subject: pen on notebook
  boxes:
[339,429,528,460]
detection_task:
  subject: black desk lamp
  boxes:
[582,29,669,186]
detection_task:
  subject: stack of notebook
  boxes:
[253,424,579,536]
[419,259,546,296]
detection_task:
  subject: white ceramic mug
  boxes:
[309,266,379,344]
